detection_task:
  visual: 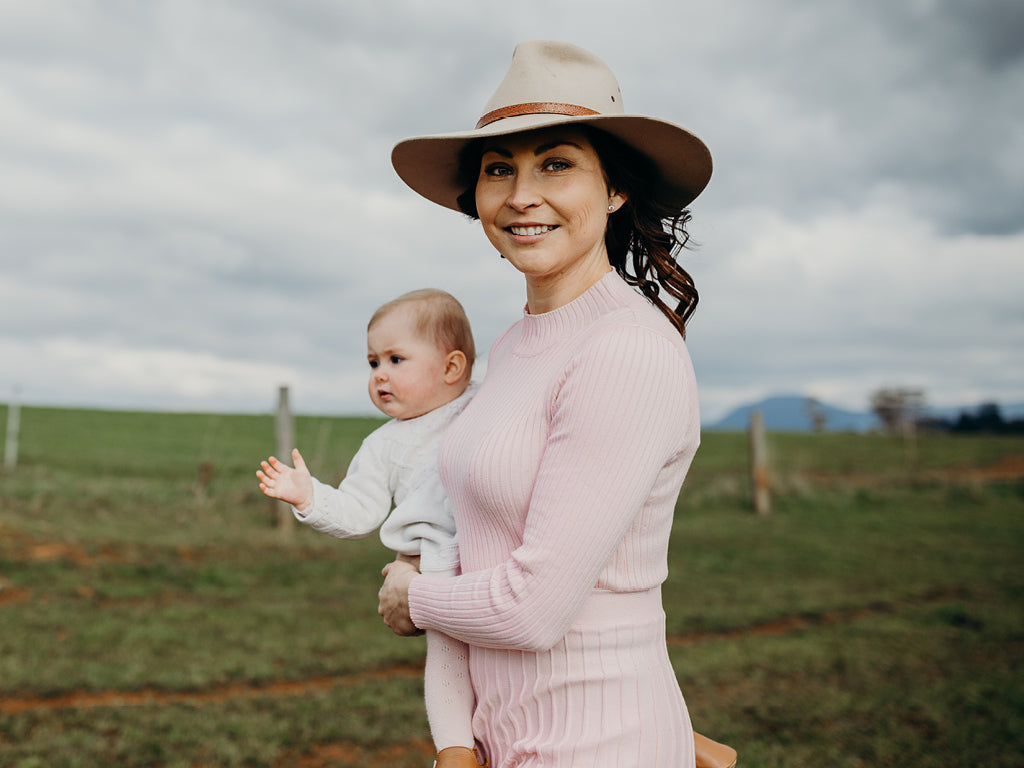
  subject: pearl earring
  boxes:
[608,204,615,211]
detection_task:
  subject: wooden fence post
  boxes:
[903,418,918,469]
[275,385,295,534]
[749,409,771,515]
[4,393,20,471]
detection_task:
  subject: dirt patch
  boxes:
[671,602,888,646]
[0,532,133,567]
[277,737,435,768]
[0,663,425,716]
[0,585,31,606]
[952,453,1024,481]
[667,587,968,649]
[791,453,1024,490]
[282,742,363,768]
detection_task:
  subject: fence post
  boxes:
[4,392,20,471]
[275,385,295,534]
[749,409,771,515]
[902,418,918,469]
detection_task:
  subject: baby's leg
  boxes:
[425,629,475,752]
[392,553,476,755]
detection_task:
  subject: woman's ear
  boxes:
[608,188,628,212]
[443,350,468,384]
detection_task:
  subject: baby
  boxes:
[257,288,482,768]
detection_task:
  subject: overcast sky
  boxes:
[1,0,1021,422]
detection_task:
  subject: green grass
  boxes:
[1,406,1022,767]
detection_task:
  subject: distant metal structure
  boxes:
[275,385,295,534]
[4,388,20,471]
[870,387,925,468]
[805,396,828,433]
[749,409,771,515]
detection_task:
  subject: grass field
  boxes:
[1,405,1022,767]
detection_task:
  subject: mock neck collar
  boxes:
[514,271,628,355]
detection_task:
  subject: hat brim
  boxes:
[391,112,712,213]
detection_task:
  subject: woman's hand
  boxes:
[378,558,422,636]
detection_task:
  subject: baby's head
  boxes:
[366,289,475,420]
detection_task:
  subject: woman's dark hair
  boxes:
[454,126,698,338]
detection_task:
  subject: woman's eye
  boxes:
[544,159,571,172]
[483,163,513,177]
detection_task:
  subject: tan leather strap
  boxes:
[694,732,738,768]
[476,102,600,128]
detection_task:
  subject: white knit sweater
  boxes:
[294,385,474,573]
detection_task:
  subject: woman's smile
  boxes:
[508,223,558,237]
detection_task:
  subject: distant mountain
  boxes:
[708,396,1024,433]
[709,395,876,432]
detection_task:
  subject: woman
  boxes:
[380,40,726,768]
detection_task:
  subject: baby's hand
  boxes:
[257,448,313,512]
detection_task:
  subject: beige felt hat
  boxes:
[391,40,712,212]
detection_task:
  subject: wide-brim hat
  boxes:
[392,40,712,213]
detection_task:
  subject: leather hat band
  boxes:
[476,102,601,129]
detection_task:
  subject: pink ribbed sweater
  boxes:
[409,271,700,767]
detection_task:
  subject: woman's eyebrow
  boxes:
[534,140,582,154]
[481,144,512,158]
[480,140,583,158]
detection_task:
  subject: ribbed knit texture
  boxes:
[409,271,700,767]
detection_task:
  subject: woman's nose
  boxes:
[507,173,540,211]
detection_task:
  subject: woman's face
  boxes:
[474,126,626,311]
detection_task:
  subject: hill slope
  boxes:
[709,395,876,432]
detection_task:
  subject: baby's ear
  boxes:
[443,350,468,384]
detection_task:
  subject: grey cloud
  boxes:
[1,0,1021,418]
[670,0,1024,236]
[935,0,1024,71]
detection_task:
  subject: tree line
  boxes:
[870,388,1024,435]
[922,402,1024,435]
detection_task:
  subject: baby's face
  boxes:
[366,306,453,420]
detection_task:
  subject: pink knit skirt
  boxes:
[469,588,695,768]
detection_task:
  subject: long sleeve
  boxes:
[294,392,470,557]
[293,435,394,540]
[409,311,699,651]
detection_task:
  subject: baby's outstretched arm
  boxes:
[257,448,314,512]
